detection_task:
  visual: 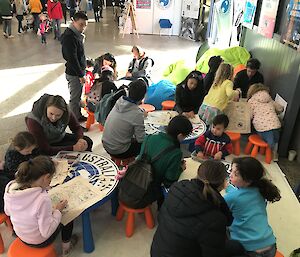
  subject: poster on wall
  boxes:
[257,0,280,38]
[181,0,200,19]
[215,0,234,46]
[230,0,245,46]
[281,0,300,51]
[136,0,151,9]
[242,0,258,29]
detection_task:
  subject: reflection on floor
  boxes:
[0,7,299,257]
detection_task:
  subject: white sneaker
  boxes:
[3,32,8,38]
[62,235,78,257]
[8,35,14,39]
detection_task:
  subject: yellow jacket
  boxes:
[29,0,42,13]
[203,80,237,111]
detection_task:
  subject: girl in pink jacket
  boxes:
[4,156,77,256]
[247,83,283,160]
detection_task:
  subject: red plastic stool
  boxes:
[275,251,284,257]
[233,64,246,78]
[0,214,12,253]
[244,134,272,164]
[226,131,241,156]
[161,100,175,110]
[8,238,57,257]
[110,156,135,167]
[86,111,104,131]
[139,104,155,113]
[116,202,155,237]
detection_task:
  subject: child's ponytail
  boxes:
[16,156,55,185]
[253,178,281,203]
[197,160,228,206]
[233,157,281,203]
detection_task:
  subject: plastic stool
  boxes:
[244,134,272,164]
[116,202,155,237]
[0,214,12,253]
[275,251,284,257]
[139,104,155,113]
[110,156,135,167]
[8,238,57,257]
[86,111,104,131]
[226,131,241,155]
[161,100,175,110]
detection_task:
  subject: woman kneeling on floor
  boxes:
[26,94,93,155]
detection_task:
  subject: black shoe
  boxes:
[80,125,89,132]
[78,116,88,122]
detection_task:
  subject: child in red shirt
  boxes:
[195,114,232,160]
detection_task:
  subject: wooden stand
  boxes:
[122,2,139,38]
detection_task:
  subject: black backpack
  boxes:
[118,137,176,209]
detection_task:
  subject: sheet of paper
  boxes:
[49,176,104,225]
[224,101,251,134]
[189,115,201,124]
[144,111,178,126]
[275,94,288,120]
[50,160,69,187]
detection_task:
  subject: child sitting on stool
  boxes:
[195,114,232,160]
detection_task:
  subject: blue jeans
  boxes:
[52,19,61,39]
[257,129,280,150]
[245,244,276,257]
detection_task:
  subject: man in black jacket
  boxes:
[61,11,88,122]
[233,58,264,98]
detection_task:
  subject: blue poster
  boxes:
[242,0,258,29]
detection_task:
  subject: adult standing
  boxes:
[78,0,88,13]
[92,0,100,22]
[47,0,63,40]
[15,0,26,34]
[61,11,88,122]
[69,0,76,18]
[0,0,14,38]
[25,94,93,155]
[28,0,42,32]
[233,58,264,98]
[59,0,67,24]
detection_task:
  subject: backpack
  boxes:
[118,137,176,209]
[94,86,127,125]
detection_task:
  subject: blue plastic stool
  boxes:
[159,19,172,35]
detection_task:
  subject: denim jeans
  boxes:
[66,74,83,119]
[3,19,12,35]
[32,13,40,32]
[52,19,61,39]
[245,244,276,257]
[257,129,280,150]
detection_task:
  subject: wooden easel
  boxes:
[122,2,139,38]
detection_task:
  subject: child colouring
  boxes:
[3,131,38,180]
[247,83,283,160]
[225,157,281,257]
[195,114,232,160]
[4,156,77,256]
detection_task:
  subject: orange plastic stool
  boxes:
[139,104,155,113]
[116,202,155,237]
[0,214,12,253]
[244,134,272,164]
[8,238,57,257]
[110,156,135,167]
[161,100,175,110]
[275,251,284,257]
[226,131,241,156]
[86,111,104,131]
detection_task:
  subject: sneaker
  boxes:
[8,35,14,38]
[78,116,88,122]
[80,125,88,132]
[273,151,279,162]
[62,235,79,257]
[3,32,8,38]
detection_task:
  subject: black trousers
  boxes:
[51,133,93,152]
[23,222,73,248]
[93,7,100,22]
[16,15,23,32]
[108,140,141,159]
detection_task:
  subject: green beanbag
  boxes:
[163,60,193,85]
[196,46,251,73]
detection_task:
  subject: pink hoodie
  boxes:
[4,181,61,245]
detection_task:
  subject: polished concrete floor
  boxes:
[0,8,300,257]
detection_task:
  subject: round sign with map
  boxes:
[64,152,119,196]
[157,0,171,9]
